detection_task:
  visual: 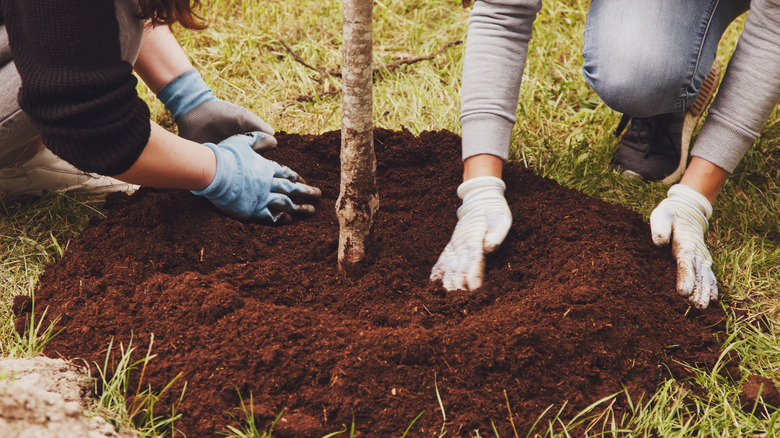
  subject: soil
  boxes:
[741,375,780,414]
[15,129,732,437]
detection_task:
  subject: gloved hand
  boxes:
[430,176,512,291]
[157,70,277,149]
[192,132,321,222]
[650,184,716,309]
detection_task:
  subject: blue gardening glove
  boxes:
[650,184,716,309]
[430,176,512,291]
[158,70,277,149]
[192,132,321,222]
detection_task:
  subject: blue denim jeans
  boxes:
[583,0,749,118]
[0,0,144,168]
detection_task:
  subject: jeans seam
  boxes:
[682,0,720,112]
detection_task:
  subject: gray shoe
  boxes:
[612,111,685,182]
[612,60,722,184]
[0,147,138,200]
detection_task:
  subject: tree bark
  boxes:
[337,0,378,273]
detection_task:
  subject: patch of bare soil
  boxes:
[15,129,730,437]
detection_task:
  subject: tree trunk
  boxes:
[337,0,378,274]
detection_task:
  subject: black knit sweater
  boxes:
[1,0,150,175]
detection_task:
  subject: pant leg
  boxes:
[0,26,38,168]
[0,0,144,168]
[582,0,750,118]
[0,24,12,65]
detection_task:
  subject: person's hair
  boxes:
[137,0,208,30]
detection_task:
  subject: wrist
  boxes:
[192,143,228,197]
[457,175,506,203]
[463,154,503,181]
[679,157,729,203]
[668,184,713,220]
[157,70,217,120]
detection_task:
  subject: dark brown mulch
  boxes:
[741,375,780,414]
[15,129,730,437]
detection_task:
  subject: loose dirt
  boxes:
[741,375,780,414]
[15,129,730,437]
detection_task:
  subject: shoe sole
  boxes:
[2,183,139,201]
[661,60,721,185]
[620,169,642,180]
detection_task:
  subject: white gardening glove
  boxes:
[650,184,716,309]
[430,176,512,291]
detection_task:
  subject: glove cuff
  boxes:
[668,184,713,220]
[157,70,217,121]
[191,143,234,200]
[457,176,506,201]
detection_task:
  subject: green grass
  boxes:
[0,194,102,358]
[94,336,186,437]
[2,0,779,436]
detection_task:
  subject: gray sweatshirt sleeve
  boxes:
[460,0,542,161]
[691,0,780,173]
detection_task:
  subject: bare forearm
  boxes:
[463,154,503,181]
[679,157,729,203]
[114,123,215,190]
[133,25,195,93]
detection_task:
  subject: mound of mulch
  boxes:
[15,129,730,437]
[741,375,780,414]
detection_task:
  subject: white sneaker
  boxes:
[0,147,138,199]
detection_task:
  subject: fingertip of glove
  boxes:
[466,276,483,292]
[649,212,672,246]
[484,229,510,252]
[676,279,694,299]
[251,135,278,152]
[258,120,276,136]
[651,232,668,246]
[442,274,467,292]
[483,240,501,254]
[691,292,710,310]
[294,204,316,216]
[272,213,293,225]
[703,273,718,306]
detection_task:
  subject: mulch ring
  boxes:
[15,128,734,437]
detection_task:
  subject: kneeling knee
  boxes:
[583,59,682,117]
